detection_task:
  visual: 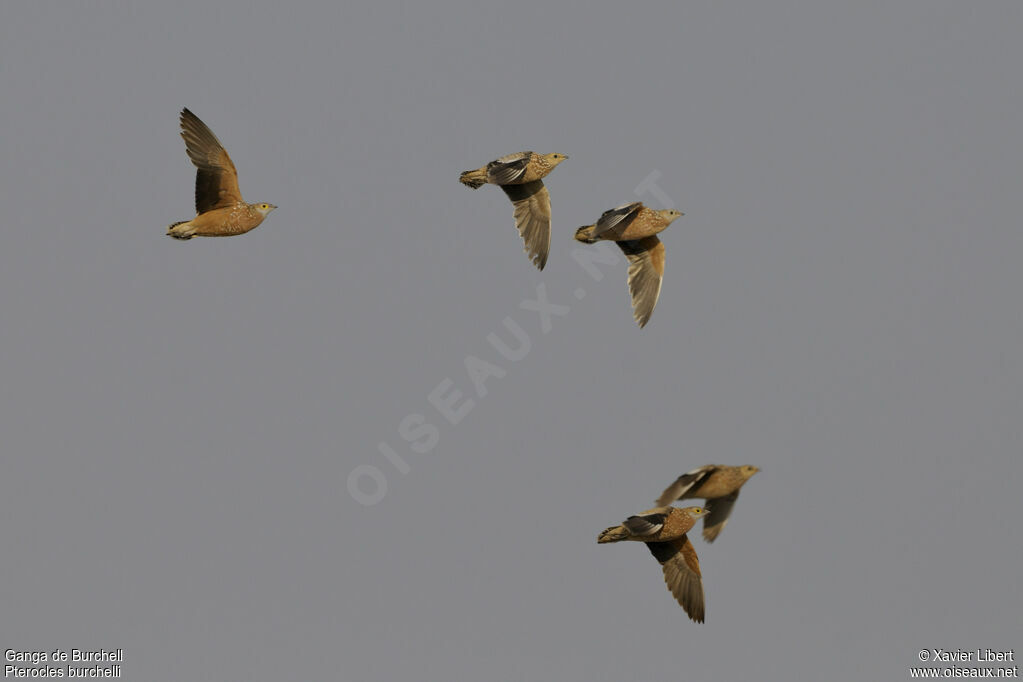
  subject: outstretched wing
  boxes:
[180,108,243,213]
[618,236,665,328]
[501,180,551,270]
[702,491,740,543]
[646,535,704,623]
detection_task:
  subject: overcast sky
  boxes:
[1,2,1020,680]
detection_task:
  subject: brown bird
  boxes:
[459,151,568,270]
[656,465,760,542]
[167,108,276,240]
[574,202,684,327]
[597,505,709,622]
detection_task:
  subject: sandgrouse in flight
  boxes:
[167,108,276,240]
[574,202,684,327]
[598,505,709,622]
[656,465,760,542]
[459,151,568,270]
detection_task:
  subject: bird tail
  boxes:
[597,525,630,544]
[574,225,599,244]
[167,221,195,240]
[459,167,488,189]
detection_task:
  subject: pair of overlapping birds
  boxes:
[168,108,682,328]
[167,109,759,622]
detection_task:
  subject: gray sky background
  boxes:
[1,2,1020,680]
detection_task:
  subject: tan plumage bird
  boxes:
[656,465,760,542]
[167,108,276,240]
[459,151,568,270]
[574,202,684,327]
[598,506,709,622]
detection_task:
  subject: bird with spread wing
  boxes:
[574,201,683,327]
[597,505,709,622]
[167,108,276,240]
[459,151,568,270]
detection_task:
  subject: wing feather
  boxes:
[180,108,243,213]
[702,491,739,543]
[622,511,667,537]
[501,180,551,270]
[655,466,715,507]
[618,236,665,328]
[487,152,532,185]
[593,201,643,239]
[646,536,705,622]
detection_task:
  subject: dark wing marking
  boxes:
[623,511,667,537]
[487,152,532,185]
[593,201,643,239]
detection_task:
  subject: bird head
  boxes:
[660,208,684,224]
[741,465,760,480]
[544,152,569,168]
[253,203,278,216]
[682,506,710,520]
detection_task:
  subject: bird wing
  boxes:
[179,108,243,213]
[702,491,739,543]
[646,535,704,623]
[487,152,532,185]
[622,510,669,537]
[501,180,551,270]
[617,236,665,328]
[592,201,643,239]
[655,465,716,507]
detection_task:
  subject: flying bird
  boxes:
[574,202,684,327]
[597,505,709,622]
[656,465,760,542]
[167,108,276,240]
[459,151,568,270]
